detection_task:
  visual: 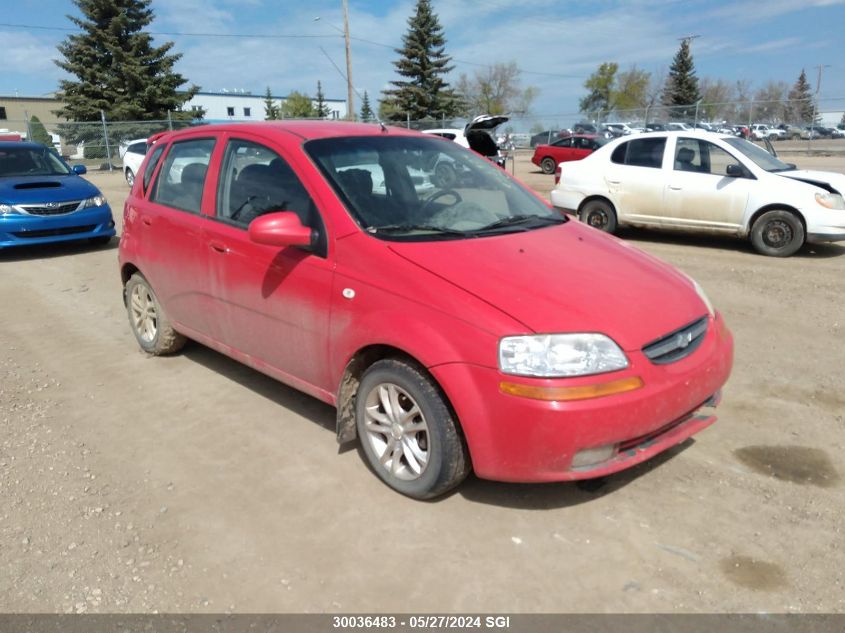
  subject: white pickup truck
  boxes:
[750,124,785,140]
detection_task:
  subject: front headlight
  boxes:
[82,195,107,209]
[0,203,17,215]
[691,278,715,317]
[815,192,845,210]
[499,333,628,378]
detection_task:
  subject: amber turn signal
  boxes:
[500,376,644,401]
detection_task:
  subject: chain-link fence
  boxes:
[2,96,842,169]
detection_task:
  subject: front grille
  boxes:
[12,225,95,238]
[642,316,708,364]
[19,201,82,216]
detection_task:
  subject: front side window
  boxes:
[552,138,573,148]
[150,138,215,213]
[674,138,742,176]
[723,137,792,172]
[306,135,565,241]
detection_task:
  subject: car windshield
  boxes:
[723,137,794,172]
[306,135,564,240]
[0,146,72,177]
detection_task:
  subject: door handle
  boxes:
[606,180,621,185]
[210,241,228,254]
[668,185,683,190]
[141,217,152,226]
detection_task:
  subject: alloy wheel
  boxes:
[363,383,430,481]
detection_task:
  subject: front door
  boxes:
[202,135,335,396]
[663,136,753,231]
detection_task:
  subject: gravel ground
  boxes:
[0,150,843,614]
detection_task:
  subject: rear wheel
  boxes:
[355,359,469,499]
[125,273,186,355]
[579,199,618,233]
[125,168,135,187]
[750,209,804,257]
[540,157,556,174]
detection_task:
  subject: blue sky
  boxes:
[2,0,844,123]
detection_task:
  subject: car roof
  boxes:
[0,141,48,150]
[152,121,424,144]
[611,130,733,141]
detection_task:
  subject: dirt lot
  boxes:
[1,151,844,614]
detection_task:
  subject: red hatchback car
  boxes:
[531,134,608,174]
[119,121,733,499]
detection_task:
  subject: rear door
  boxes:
[603,136,668,223]
[135,136,217,336]
[201,133,335,395]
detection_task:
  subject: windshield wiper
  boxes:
[473,214,566,233]
[368,224,471,237]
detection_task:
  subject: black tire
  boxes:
[355,359,469,499]
[579,199,618,233]
[540,157,556,175]
[124,273,186,355]
[125,168,135,187]
[750,209,805,257]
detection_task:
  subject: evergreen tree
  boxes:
[264,86,279,120]
[54,0,199,157]
[787,69,815,124]
[380,0,460,122]
[29,116,53,146]
[56,0,198,122]
[359,91,374,122]
[315,81,331,119]
[662,39,701,119]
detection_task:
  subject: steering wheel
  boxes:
[420,189,462,216]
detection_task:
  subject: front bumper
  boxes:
[431,312,734,483]
[0,206,115,248]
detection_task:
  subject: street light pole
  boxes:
[342,0,354,120]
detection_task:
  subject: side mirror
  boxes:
[248,211,314,249]
[726,164,744,178]
[72,164,87,175]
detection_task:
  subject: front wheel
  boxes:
[125,273,186,354]
[125,168,135,187]
[540,157,556,174]
[355,359,469,499]
[750,210,805,257]
[579,199,618,233]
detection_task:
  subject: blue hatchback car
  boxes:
[0,141,115,249]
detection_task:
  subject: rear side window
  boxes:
[128,142,147,156]
[151,139,215,213]
[142,145,165,193]
[611,138,666,169]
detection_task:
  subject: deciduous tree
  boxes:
[280,91,317,119]
[455,62,538,116]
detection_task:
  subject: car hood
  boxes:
[776,169,845,196]
[0,175,101,204]
[387,222,708,350]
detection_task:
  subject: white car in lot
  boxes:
[550,131,845,256]
[120,138,149,186]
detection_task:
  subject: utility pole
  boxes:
[342,0,354,120]
[809,64,831,146]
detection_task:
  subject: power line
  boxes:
[0,21,585,81]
